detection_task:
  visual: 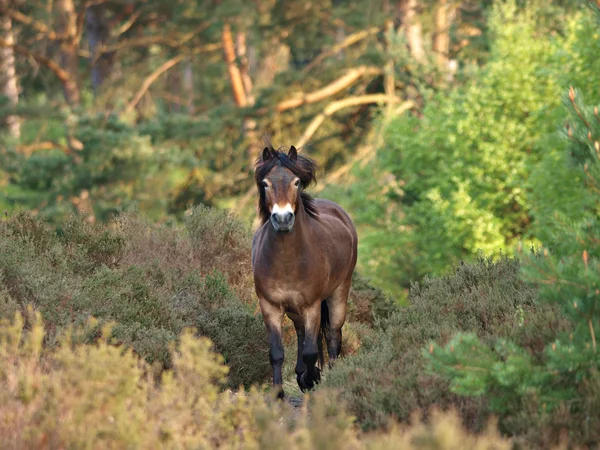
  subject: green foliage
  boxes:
[0,113,186,222]
[0,207,269,388]
[340,1,594,292]
[324,256,566,437]
[425,75,600,447]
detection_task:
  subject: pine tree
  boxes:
[425,3,600,443]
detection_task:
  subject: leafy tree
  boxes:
[332,1,590,294]
[425,12,600,444]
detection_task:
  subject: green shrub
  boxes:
[0,206,268,388]
[334,1,593,294]
[425,84,600,448]
[324,256,567,435]
[0,311,514,449]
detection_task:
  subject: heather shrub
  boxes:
[0,207,268,388]
[348,272,396,326]
[324,256,568,434]
[0,310,513,450]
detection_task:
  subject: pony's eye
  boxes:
[294,179,300,187]
[262,181,269,189]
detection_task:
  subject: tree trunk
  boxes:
[433,0,449,67]
[0,0,20,139]
[86,3,111,95]
[236,31,254,106]
[254,37,289,90]
[183,58,194,114]
[398,0,425,64]
[222,23,247,107]
[167,68,182,113]
[55,0,80,106]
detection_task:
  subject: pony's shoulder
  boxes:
[312,198,356,233]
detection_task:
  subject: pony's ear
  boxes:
[288,145,298,161]
[262,147,273,162]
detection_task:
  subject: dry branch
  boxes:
[296,95,412,148]
[16,141,71,156]
[0,38,72,83]
[303,27,380,73]
[0,7,62,40]
[124,55,185,114]
[236,98,414,214]
[276,66,381,112]
[433,0,451,67]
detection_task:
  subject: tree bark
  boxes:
[398,0,425,64]
[0,0,20,139]
[433,0,449,67]
[86,3,111,95]
[235,30,258,164]
[183,58,194,114]
[222,23,247,107]
[55,0,80,107]
[254,37,289,90]
[236,31,254,106]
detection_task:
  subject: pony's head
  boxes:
[254,142,318,232]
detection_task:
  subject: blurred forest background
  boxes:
[3,0,595,297]
[1,0,600,448]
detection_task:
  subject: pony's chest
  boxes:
[254,262,323,310]
[263,285,308,310]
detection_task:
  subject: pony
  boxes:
[251,141,358,398]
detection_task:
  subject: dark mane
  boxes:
[254,142,319,224]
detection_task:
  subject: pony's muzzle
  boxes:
[271,211,295,232]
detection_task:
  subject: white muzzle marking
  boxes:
[272,203,294,215]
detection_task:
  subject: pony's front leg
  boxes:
[286,313,307,390]
[299,304,321,390]
[259,298,285,399]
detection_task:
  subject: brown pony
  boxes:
[251,142,358,398]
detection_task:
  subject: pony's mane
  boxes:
[254,142,319,224]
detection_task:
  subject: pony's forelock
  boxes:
[254,145,319,224]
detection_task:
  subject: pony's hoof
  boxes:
[298,369,320,392]
[273,385,285,400]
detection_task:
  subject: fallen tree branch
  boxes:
[236,98,415,214]
[124,54,185,114]
[275,66,381,112]
[303,27,381,73]
[296,96,413,148]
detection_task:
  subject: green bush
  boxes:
[0,207,269,388]
[324,256,568,436]
[425,84,600,448]
[0,310,514,449]
[335,1,595,294]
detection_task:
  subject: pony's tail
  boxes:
[318,300,330,370]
